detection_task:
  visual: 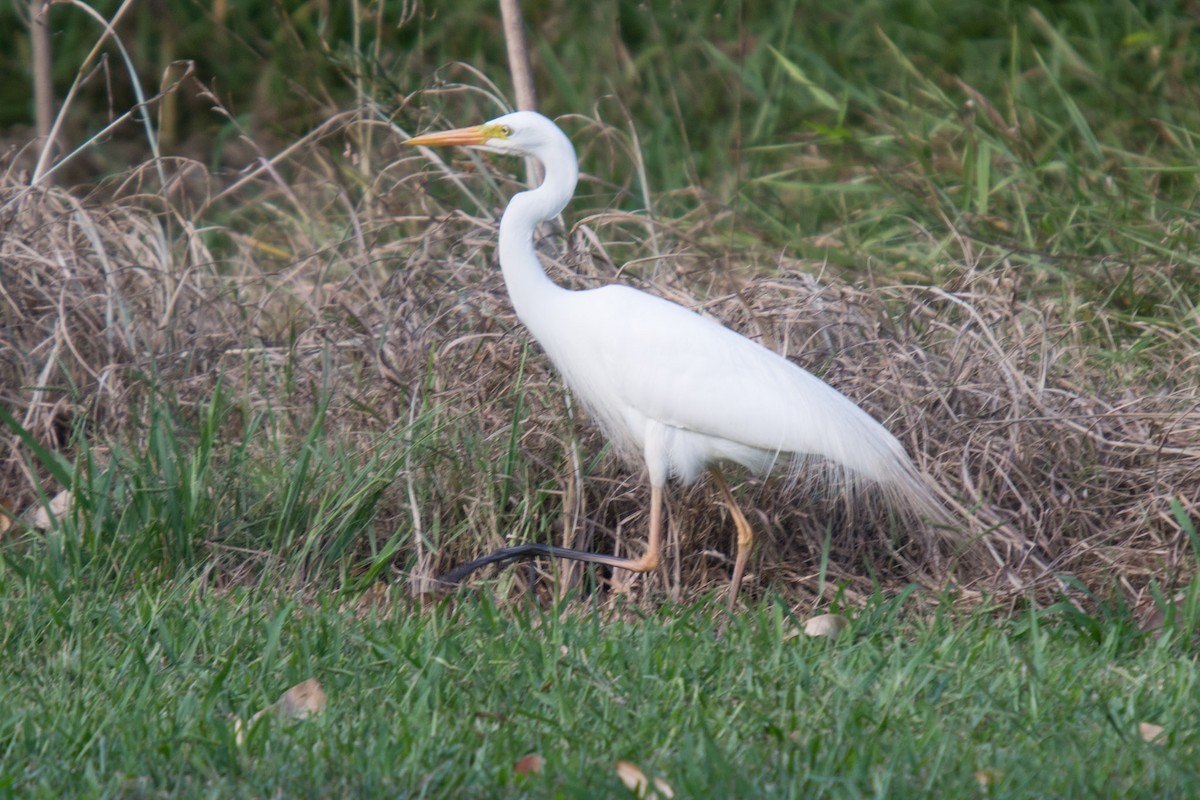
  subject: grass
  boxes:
[8,1,1198,289]
[2,0,1200,794]
[3,580,1199,797]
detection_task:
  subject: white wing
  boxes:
[529,285,912,487]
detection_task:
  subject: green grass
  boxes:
[9,0,1199,299]
[2,581,1198,797]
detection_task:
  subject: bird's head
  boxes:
[405,111,564,159]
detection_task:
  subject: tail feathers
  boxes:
[805,399,954,532]
[880,457,956,531]
[782,443,954,533]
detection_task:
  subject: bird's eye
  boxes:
[499,125,513,137]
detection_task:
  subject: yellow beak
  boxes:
[405,125,489,148]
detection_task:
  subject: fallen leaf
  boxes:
[25,489,72,531]
[234,717,247,747]
[615,760,674,798]
[651,776,675,798]
[278,678,327,720]
[235,677,327,746]
[615,760,647,794]
[0,499,13,537]
[1138,592,1189,633]
[803,613,849,639]
[1139,722,1166,744]
[514,753,544,775]
[975,768,1002,788]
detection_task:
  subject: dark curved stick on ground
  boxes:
[436,544,638,587]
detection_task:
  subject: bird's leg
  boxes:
[710,467,754,609]
[616,483,663,573]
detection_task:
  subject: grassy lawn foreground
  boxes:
[2,582,1197,797]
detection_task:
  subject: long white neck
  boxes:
[497,133,579,330]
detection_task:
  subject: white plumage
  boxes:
[408,111,944,605]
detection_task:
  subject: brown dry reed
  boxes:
[2,110,1198,607]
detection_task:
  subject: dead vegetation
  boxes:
[1,118,1197,606]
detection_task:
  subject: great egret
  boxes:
[407,111,945,606]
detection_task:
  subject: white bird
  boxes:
[407,111,945,606]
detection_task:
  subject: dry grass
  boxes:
[2,115,1197,606]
